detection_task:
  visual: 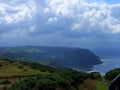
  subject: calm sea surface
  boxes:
[91,58,120,75]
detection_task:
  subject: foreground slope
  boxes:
[0,59,119,90]
[0,58,56,77]
[0,59,89,90]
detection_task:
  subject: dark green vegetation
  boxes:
[5,69,89,90]
[105,68,120,81]
[0,46,102,70]
[0,59,90,90]
[0,58,120,90]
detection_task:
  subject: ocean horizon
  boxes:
[91,58,120,75]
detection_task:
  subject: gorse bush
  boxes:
[6,69,89,90]
[11,78,36,90]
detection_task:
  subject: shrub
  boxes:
[8,69,89,90]
[11,78,36,90]
[105,68,120,80]
[0,80,11,85]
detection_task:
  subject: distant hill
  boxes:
[0,46,102,71]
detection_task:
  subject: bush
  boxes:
[105,68,120,80]
[0,80,11,85]
[18,65,24,69]
[8,69,89,90]
[60,69,89,85]
[11,78,36,90]
[35,78,56,90]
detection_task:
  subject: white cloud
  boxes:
[29,25,36,32]
[0,3,8,14]
[45,0,120,33]
[72,23,82,30]
[1,0,119,33]
[44,8,49,13]
[0,0,36,24]
[4,15,14,24]
[0,0,120,48]
[45,0,83,17]
[47,17,58,24]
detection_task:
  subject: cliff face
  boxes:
[0,46,102,70]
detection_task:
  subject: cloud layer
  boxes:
[0,0,120,48]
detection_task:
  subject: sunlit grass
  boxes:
[0,61,40,77]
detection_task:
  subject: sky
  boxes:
[0,0,120,49]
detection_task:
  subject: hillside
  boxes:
[0,46,102,70]
[0,59,119,90]
[0,58,56,77]
[0,58,90,90]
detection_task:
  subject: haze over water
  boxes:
[92,58,120,75]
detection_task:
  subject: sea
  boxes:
[91,58,120,75]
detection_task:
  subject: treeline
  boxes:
[5,69,89,90]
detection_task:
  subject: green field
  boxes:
[0,60,40,76]
[95,77,109,90]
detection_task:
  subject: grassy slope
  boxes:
[0,61,39,76]
[79,77,109,90]
[0,59,56,77]
[0,59,57,90]
[95,78,109,90]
